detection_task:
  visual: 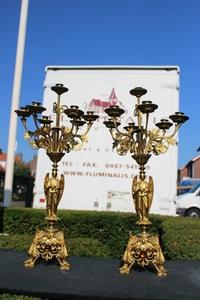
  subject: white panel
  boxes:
[33,66,179,216]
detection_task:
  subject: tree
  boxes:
[13,154,31,177]
[14,161,31,177]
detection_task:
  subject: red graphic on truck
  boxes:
[87,88,118,114]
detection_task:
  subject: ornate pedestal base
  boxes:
[24,228,70,270]
[119,230,167,277]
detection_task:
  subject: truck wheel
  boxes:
[185,208,200,218]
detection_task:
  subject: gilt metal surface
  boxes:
[16,83,98,269]
[104,86,189,276]
[132,175,153,226]
[24,228,70,270]
[119,228,167,277]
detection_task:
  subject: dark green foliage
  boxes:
[0,294,41,300]
[58,210,136,258]
[14,162,31,177]
[0,234,33,251]
[0,207,4,232]
[0,235,110,258]
[3,208,46,234]
[161,216,200,260]
[68,237,111,257]
[1,207,200,260]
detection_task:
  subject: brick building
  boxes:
[0,149,7,171]
[0,149,37,177]
[27,155,37,177]
[0,149,24,172]
[178,155,200,182]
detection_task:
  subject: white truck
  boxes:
[176,182,200,217]
[33,66,180,215]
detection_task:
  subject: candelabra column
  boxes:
[16,83,98,270]
[119,160,167,277]
[104,86,188,276]
[24,155,69,270]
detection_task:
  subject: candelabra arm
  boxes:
[72,126,79,136]
[138,111,143,129]
[137,132,143,154]
[168,123,181,138]
[21,118,29,132]
[110,128,118,141]
[113,118,132,139]
[56,95,61,127]
[30,128,51,151]
[161,129,166,136]
[115,127,131,139]
[60,104,69,112]
[109,128,132,144]
[32,113,40,130]
[146,128,176,155]
[72,122,93,141]
[135,96,143,129]
[145,113,149,131]
[80,122,93,136]
[74,131,89,143]
[20,118,36,147]
[69,123,75,134]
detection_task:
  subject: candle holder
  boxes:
[104,87,188,276]
[15,84,98,270]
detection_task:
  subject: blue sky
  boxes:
[0,0,200,167]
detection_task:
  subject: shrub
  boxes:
[161,216,200,260]
[0,235,110,258]
[1,207,200,260]
[0,207,4,232]
[0,234,33,251]
[0,294,41,300]
[3,208,46,235]
[68,237,111,258]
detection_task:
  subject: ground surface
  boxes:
[0,250,200,300]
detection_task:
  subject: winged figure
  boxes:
[44,173,64,220]
[132,175,154,225]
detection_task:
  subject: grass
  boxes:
[0,295,42,300]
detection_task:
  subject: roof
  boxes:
[179,154,200,170]
[45,65,180,72]
[0,164,5,172]
[109,88,117,100]
[0,152,7,162]
[89,99,112,108]
[27,155,37,171]
[191,155,200,162]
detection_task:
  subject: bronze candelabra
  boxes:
[15,83,98,270]
[104,87,188,276]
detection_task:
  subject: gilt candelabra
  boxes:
[15,83,98,270]
[104,87,188,276]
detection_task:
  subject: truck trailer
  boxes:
[33,66,180,215]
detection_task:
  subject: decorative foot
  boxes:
[24,256,39,268]
[57,257,70,270]
[119,262,134,274]
[119,231,167,277]
[24,228,70,270]
[152,262,168,277]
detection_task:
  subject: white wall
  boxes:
[33,66,179,216]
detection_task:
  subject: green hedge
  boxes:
[1,207,200,260]
[161,217,200,260]
[0,295,40,300]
